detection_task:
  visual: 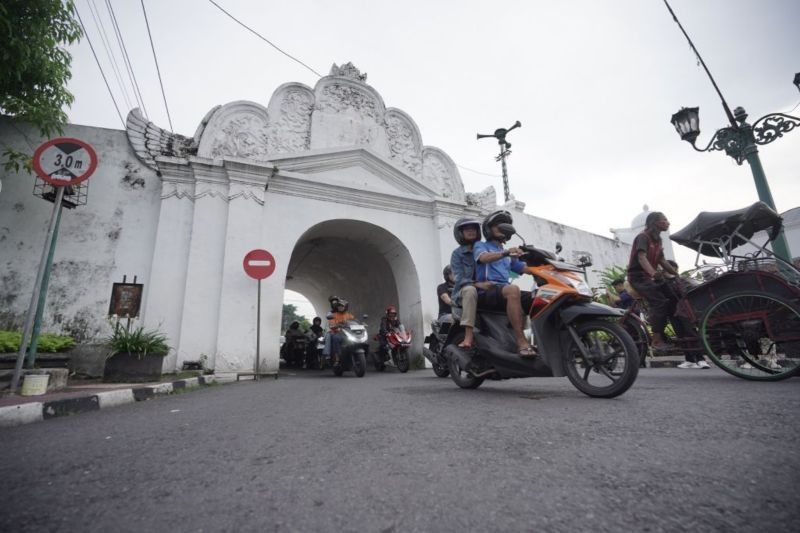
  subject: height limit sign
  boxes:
[32,137,98,187]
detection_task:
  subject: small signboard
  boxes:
[243,249,276,280]
[32,137,98,187]
[108,282,144,317]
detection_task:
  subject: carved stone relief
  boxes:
[266,87,314,154]
[209,115,270,160]
[422,148,465,202]
[385,110,422,178]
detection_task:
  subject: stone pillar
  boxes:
[174,157,229,370]
[143,157,195,374]
[214,159,271,373]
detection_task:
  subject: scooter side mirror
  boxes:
[555,242,563,254]
[496,223,517,241]
[326,313,333,320]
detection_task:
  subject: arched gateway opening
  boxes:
[285,219,423,358]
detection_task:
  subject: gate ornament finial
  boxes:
[329,62,367,82]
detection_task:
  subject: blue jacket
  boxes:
[449,243,476,304]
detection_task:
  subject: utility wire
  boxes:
[75,6,126,127]
[140,0,174,131]
[87,0,133,110]
[456,163,500,178]
[208,0,323,78]
[106,0,150,119]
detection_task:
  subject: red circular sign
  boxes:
[32,137,98,187]
[243,249,276,280]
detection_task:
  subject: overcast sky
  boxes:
[62,0,800,313]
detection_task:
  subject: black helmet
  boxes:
[453,217,481,245]
[442,264,453,282]
[482,210,513,241]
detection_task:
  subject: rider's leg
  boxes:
[501,284,534,353]
[330,332,342,364]
[459,285,478,348]
[631,279,670,347]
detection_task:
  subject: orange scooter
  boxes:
[445,224,639,398]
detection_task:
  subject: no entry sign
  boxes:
[32,137,98,187]
[243,249,276,280]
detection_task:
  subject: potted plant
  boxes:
[103,324,170,382]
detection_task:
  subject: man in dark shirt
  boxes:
[627,212,680,351]
[437,265,454,319]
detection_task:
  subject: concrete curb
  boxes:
[0,375,219,428]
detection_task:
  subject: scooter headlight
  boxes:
[551,272,593,297]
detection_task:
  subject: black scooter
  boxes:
[444,225,639,398]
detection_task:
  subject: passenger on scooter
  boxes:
[326,297,354,365]
[379,305,401,355]
[449,217,482,349]
[473,210,537,358]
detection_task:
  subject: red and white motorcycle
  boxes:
[372,326,412,373]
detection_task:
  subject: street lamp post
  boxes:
[670,95,800,263]
[663,1,799,265]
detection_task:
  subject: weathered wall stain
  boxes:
[121,161,146,190]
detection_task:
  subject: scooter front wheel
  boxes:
[564,319,638,398]
[425,347,450,378]
[396,350,410,373]
[353,350,367,378]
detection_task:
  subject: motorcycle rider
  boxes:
[437,265,455,320]
[309,316,324,337]
[326,296,355,366]
[379,305,402,355]
[473,210,537,358]
[449,217,482,349]
[282,321,307,364]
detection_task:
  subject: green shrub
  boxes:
[0,330,76,352]
[105,325,170,359]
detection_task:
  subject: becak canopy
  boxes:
[670,202,783,257]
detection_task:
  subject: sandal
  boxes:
[518,346,538,358]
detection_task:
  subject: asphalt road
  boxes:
[1,367,798,532]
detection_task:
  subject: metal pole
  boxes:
[742,146,793,263]
[25,197,64,368]
[10,187,65,392]
[499,146,510,203]
[255,278,261,380]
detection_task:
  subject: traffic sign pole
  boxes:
[10,187,65,392]
[242,249,276,380]
[255,278,261,380]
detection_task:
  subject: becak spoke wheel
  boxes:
[700,291,800,381]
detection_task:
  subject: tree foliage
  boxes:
[0,0,82,171]
[281,304,310,332]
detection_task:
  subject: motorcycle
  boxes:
[372,325,412,373]
[304,331,327,370]
[283,334,308,368]
[423,317,452,377]
[444,224,639,398]
[331,318,369,377]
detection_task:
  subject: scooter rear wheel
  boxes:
[564,319,638,398]
[425,347,450,378]
[447,333,483,389]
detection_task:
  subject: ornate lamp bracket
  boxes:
[751,112,800,146]
[693,127,748,165]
